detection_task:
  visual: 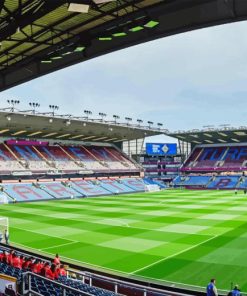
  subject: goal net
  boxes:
[0,218,9,244]
[144,184,160,192]
[0,194,9,204]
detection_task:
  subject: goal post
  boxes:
[144,184,161,192]
[0,217,9,244]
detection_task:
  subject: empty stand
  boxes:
[121,178,146,191]
[99,179,134,193]
[71,180,111,197]
[181,144,247,172]
[0,142,139,174]
[38,182,81,199]
[3,183,54,202]
[207,176,240,189]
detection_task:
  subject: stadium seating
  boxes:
[173,175,211,186]
[173,175,241,189]
[70,180,111,197]
[3,183,54,202]
[120,178,146,191]
[27,273,117,296]
[143,178,166,188]
[38,182,81,199]
[181,145,247,172]
[0,178,149,201]
[0,143,139,174]
[0,144,26,172]
[207,176,240,189]
[99,179,134,193]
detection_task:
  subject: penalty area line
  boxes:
[131,234,219,274]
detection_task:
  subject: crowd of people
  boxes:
[0,250,66,280]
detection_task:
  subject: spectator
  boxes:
[207,279,218,296]
[22,257,33,270]
[40,262,50,277]
[56,264,67,277]
[4,230,9,245]
[11,253,21,269]
[19,255,24,267]
[4,284,16,296]
[53,253,60,265]
[229,285,242,296]
[31,259,41,274]
[46,264,58,280]
[37,260,44,274]
[2,251,9,264]
[7,250,14,265]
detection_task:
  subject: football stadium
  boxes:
[1,0,247,296]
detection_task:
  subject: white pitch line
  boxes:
[131,234,219,274]
[9,237,236,294]
[41,241,77,251]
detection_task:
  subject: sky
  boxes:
[1,20,247,143]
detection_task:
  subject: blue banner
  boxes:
[146,143,177,155]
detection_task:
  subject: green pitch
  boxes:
[0,189,247,292]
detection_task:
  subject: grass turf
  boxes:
[0,189,247,291]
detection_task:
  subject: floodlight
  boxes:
[98,37,112,41]
[113,115,120,123]
[41,60,52,64]
[68,3,90,13]
[93,0,115,3]
[112,32,127,37]
[144,20,159,28]
[129,26,144,32]
[51,55,62,60]
[74,46,85,52]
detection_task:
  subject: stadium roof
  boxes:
[170,126,247,145]
[1,0,247,91]
[0,110,165,143]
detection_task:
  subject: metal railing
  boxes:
[22,272,93,296]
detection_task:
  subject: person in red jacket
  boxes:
[53,254,60,265]
[46,264,58,280]
[22,257,33,270]
[31,259,40,274]
[40,262,50,277]
[12,253,21,269]
[0,251,4,262]
[19,255,24,267]
[2,251,9,264]
[7,250,14,265]
[56,264,67,277]
[36,260,44,274]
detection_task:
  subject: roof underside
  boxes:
[170,128,247,145]
[1,0,247,91]
[0,111,162,143]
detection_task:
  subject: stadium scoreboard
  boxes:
[146,143,177,156]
